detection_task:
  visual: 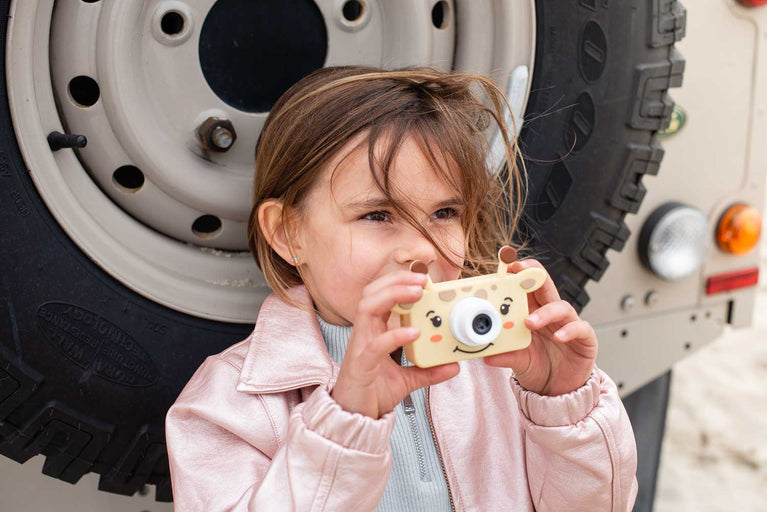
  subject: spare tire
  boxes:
[517,1,686,311]
[0,0,685,502]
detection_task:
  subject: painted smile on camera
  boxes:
[453,343,494,354]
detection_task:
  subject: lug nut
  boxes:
[197,117,236,152]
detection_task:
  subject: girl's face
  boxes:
[294,133,466,326]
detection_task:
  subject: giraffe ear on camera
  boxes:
[515,267,546,293]
[409,260,434,290]
[496,245,517,275]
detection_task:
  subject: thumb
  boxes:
[483,349,530,375]
[402,362,460,393]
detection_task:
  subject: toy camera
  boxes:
[392,246,546,368]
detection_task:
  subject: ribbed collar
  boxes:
[316,314,353,366]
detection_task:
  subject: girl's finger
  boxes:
[510,259,560,306]
[343,326,421,376]
[362,270,428,300]
[364,325,422,357]
[398,362,460,392]
[551,320,597,347]
[525,299,578,330]
[356,284,424,321]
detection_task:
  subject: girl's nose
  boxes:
[394,226,437,267]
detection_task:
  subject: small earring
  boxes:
[292,255,301,264]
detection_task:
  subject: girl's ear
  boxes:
[257,199,303,266]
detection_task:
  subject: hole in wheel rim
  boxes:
[68,76,100,107]
[192,215,222,239]
[432,1,449,29]
[112,165,145,192]
[199,0,327,113]
[161,11,185,36]
[342,0,364,21]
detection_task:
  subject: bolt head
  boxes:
[645,291,659,306]
[211,126,233,149]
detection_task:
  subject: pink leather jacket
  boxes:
[166,286,638,511]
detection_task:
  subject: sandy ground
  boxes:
[653,238,767,512]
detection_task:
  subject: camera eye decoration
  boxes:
[392,246,546,368]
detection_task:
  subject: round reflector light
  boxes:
[716,203,762,254]
[638,202,710,281]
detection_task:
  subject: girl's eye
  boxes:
[361,211,391,222]
[430,316,442,327]
[500,303,510,315]
[431,207,460,220]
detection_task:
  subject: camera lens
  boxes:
[449,297,502,346]
[472,314,492,335]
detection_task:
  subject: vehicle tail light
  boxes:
[706,267,760,294]
[715,203,762,254]
[638,202,710,281]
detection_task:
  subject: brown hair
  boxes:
[247,66,528,306]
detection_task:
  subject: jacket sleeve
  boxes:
[509,366,639,512]
[165,356,396,511]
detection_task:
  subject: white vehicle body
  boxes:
[590,0,766,396]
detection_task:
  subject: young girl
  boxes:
[165,66,638,511]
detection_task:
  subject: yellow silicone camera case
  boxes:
[391,246,546,368]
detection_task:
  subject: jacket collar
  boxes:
[236,285,340,394]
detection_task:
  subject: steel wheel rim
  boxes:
[7,0,534,322]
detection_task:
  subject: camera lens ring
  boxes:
[449,297,502,346]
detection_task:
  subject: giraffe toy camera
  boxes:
[392,246,546,368]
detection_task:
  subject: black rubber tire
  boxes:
[518,0,686,313]
[0,3,252,501]
[0,0,685,503]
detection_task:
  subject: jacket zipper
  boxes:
[401,393,429,482]
[426,386,456,512]
[399,350,429,482]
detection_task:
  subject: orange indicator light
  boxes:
[716,203,762,254]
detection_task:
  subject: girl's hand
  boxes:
[484,259,598,396]
[330,271,460,419]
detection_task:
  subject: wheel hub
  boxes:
[199,0,328,113]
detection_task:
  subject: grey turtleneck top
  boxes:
[316,315,453,512]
